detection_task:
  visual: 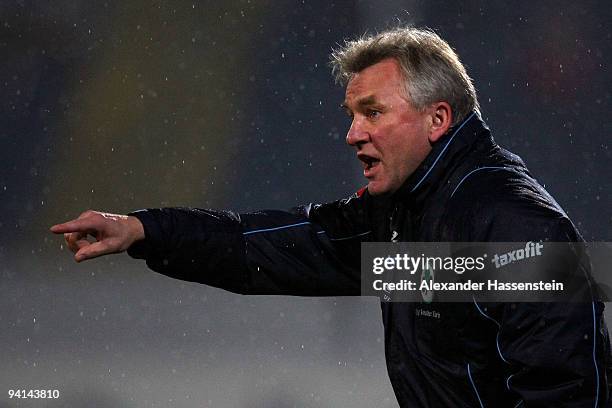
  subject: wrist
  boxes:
[127,215,145,244]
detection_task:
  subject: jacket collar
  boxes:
[391,111,491,205]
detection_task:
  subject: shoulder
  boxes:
[446,165,579,242]
[299,188,375,239]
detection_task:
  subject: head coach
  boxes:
[51,27,610,407]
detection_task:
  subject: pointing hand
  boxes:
[50,210,144,262]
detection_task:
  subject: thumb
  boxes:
[74,241,113,262]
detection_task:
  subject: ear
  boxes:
[427,102,452,144]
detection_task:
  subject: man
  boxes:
[51,28,609,406]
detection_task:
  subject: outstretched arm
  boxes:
[49,191,374,296]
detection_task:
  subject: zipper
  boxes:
[390,204,400,242]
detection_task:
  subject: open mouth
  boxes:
[358,154,381,170]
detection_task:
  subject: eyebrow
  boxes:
[340,95,378,111]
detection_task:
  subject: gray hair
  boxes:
[330,27,480,126]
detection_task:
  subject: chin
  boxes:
[366,181,391,196]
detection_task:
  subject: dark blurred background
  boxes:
[1,1,610,407]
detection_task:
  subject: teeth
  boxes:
[359,155,379,171]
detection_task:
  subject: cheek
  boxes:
[383,129,413,158]
[372,124,402,151]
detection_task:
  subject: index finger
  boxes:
[49,218,99,234]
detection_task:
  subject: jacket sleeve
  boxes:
[453,173,609,406]
[126,192,372,296]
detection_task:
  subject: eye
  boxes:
[366,109,381,119]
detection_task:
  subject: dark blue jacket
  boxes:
[128,112,610,407]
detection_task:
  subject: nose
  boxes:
[346,118,370,146]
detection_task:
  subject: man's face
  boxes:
[343,58,433,195]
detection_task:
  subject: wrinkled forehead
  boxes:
[344,59,409,104]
